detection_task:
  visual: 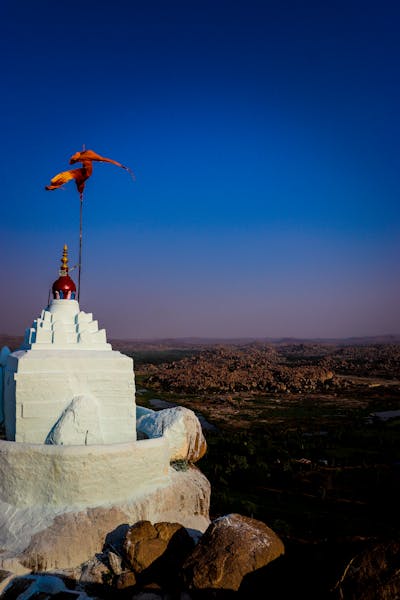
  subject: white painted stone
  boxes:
[2,574,92,599]
[46,395,104,445]
[0,346,11,424]
[136,406,207,462]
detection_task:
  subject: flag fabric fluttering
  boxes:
[45,162,93,196]
[69,149,135,175]
[45,148,134,303]
[45,149,134,197]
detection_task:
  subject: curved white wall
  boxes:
[0,437,170,509]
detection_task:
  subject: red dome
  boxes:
[52,275,77,294]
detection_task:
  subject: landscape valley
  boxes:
[1,335,399,598]
[128,338,400,598]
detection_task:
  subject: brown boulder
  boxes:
[334,540,400,600]
[115,569,137,590]
[183,513,284,591]
[123,521,162,572]
[107,550,123,575]
[123,520,194,586]
[131,538,167,573]
[154,521,183,542]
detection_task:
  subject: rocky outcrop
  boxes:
[321,344,400,379]
[7,466,210,572]
[183,513,284,591]
[2,513,283,598]
[79,555,112,585]
[334,540,400,600]
[136,406,207,462]
[122,520,194,588]
[142,346,334,394]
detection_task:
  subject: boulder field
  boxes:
[1,514,284,598]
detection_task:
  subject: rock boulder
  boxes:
[136,406,207,463]
[183,513,284,591]
[334,540,400,600]
[123,520,194,587]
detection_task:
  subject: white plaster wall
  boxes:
[4,349,136,444]
[0,368,3,424]
[0,347,11,424]
[0,466,211,569]
[0,437,170,508]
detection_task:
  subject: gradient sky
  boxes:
[0,0,399,339]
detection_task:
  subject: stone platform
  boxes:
[0,465,210,573]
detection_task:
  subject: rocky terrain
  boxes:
[1,338,400,598]
[138,342,400,394]
[0,514,284,599]
[320,343,400,379]
[131,340,400,599]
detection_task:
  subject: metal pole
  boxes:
[78,192,83,302]
[78,143,86,303]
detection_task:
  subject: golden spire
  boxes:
[60,244,69,276]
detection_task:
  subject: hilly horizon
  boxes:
[1,332,400,353]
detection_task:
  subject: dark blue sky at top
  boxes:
[0,0,399,338]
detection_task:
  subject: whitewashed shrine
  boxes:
[0,246,209,573]
[3,246,136,445]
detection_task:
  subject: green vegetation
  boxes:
[137,371,400,544]
[128,348,199,366]
[199,420,400,541]
[135,344,400,596]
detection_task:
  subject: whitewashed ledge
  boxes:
[0,409,211,572]
[0,463,211,572]
[0,437,170,508]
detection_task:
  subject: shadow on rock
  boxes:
[104,523,130,554]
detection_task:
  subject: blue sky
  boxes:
[0,0,399,338]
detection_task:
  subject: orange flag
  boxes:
[45,149,134,196]
[45,162,93,195]
[69,149,135,177]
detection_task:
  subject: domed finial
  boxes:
[52,245,77,300]
[60,244,69,276]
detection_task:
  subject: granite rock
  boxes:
[136,406,207,463]
[183,513,284,591]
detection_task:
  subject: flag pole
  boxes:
[77,143,86,303]
[78,191,83,303]
[45,144,134,304]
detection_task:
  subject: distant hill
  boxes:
[1,333,399,354]
[110,334,400,352]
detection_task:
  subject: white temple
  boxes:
[0,246,209,575]
[3,246,136,445]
